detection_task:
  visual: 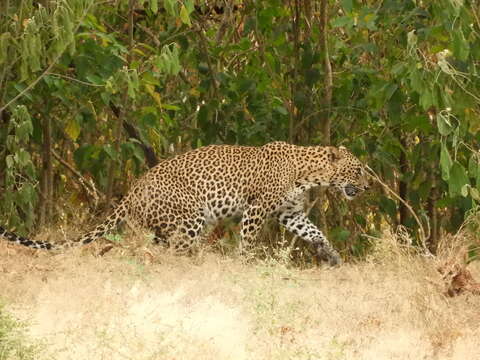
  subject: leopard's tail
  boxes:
[71,202,127,248]
[0,203,128,250]
[0,226,54,249]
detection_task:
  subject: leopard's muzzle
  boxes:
[342,183,368,200]
[344,184,360,197]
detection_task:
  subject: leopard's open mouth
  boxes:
[344,184,360,198]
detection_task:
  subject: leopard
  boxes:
[0,141,369,265]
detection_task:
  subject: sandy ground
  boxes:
[1,240,480,360]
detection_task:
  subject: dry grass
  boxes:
[1,229,480,360]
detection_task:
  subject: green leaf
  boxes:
[470,187,480,202]
[161,104,180,111]
[440,143,452,181]
[185,0,195,14]
[452,30,469,61]
[449,161,469,197]
[330,227,351,242]
[141,71,160,86]
[379,196,397,218]
[384,83,398,103]
[180,5,192,26]
[407,29,417,50]
[274,106,288,115]
[405,115,432,133]
[18,183,35,205]
[341,0,353,12]
[6,155,14,168]
[16,149,31,168]
[331,16,354,28]
[354,214,366,227]
[5,135,16,152]
[103,145,117,161]
[127,70,139,99]
[391,62,406,76]
[131,143,145,163]
[65,118,81,141]
[16,120,33,142]
[361,11,377,31]
[0,32,11,66]
[452,126,459,149]
[164,0,176,16]
[409,69,423,93]
[420,89,434,110]
[468,155,478,177]
[170,46,181,74]
[437,113,453,136]
[150,0,158,13]
[477,161,480,189]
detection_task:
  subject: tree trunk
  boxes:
[109,102,158,169]
[39,111,53,227]
[316,0,333,238]
[427,164,439,253]
[122,121,159,168]
[0,0,10,121]
[105,0,135,208]
[288,0,302,143]
[398,137,409,227]
[318,0,333,146]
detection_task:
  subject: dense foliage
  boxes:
[1,0,479,257]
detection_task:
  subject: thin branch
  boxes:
[106,0,134,208]
[366,165,433,257]
[215,1,232,44]
[194,22,219,96]
[136,22,161,47]
[0,0,96,113]
[318,0,333,145]
[51,149,104,201]
[471,3,480,32]
[46,72,105,87]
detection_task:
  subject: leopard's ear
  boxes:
[328,146,344,163]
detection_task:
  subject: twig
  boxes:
[46,72,104,87]
[0,1,96,112]
[215,1,232,43]
[471,3,480,33]
[281,277,324,281]
[51,149,104,201]
[366,165,433,257]
[136,22,160,47]
[194,22,219,96]
[319,0,333,145]
[125,16,192,48]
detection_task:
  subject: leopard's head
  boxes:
[329,146,370,200]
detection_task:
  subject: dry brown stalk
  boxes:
[365,165,433,257]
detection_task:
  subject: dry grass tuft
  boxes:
[437,262,480,297]
[435,222,480,298]
[1,227,480,359]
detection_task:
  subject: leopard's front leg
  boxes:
[277,208,342,266]
[239,204,268,256]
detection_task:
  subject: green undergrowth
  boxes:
[0,304,40,360]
